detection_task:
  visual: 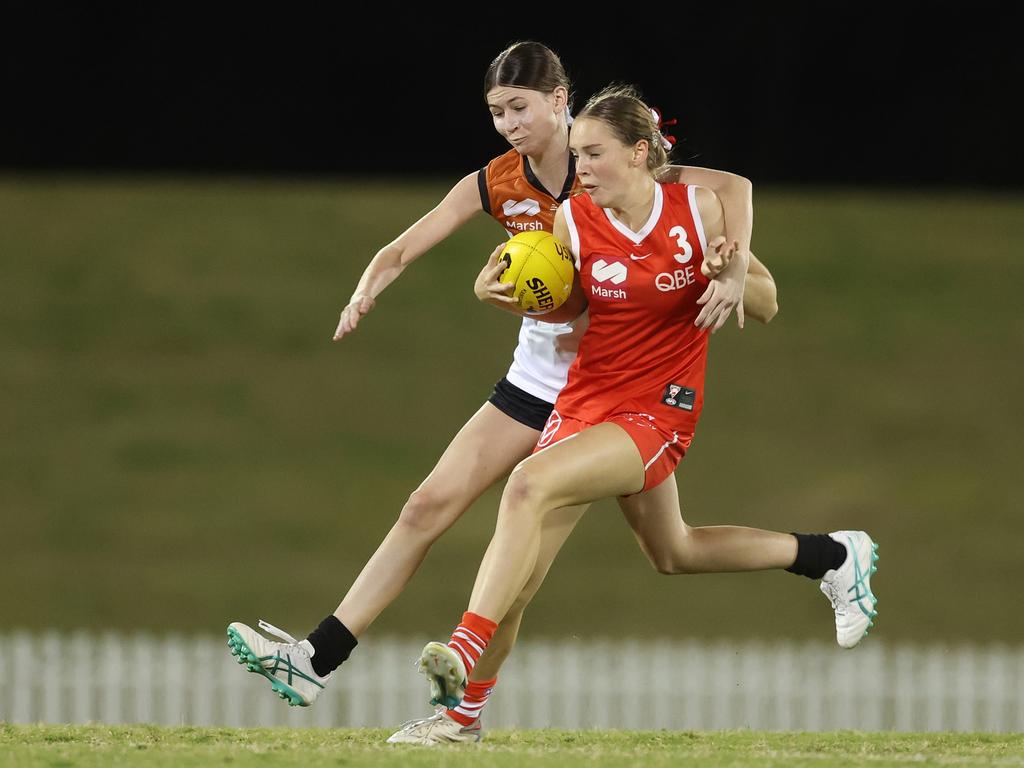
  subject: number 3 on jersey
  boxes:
[669,225,693,265]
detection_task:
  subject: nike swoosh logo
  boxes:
[629,253,652,261]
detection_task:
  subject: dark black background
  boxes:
[3,4,1020,185]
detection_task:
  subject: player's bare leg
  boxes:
[396,503,588,744]
[406,466,788,730]
[467,423,642,624]
[466,501,589,677]
[336,402,540,636]
[408,425,879,719]
[617,474,797,573]
[619,475,878,646]
[228,402,540,704]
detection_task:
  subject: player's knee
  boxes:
[396,488,460,537]
[647,547,688,574]
[502,467,539,510]
[651,555,696,575]
[501,466,556,519]
[648,535,698,575]
[650,555,677,575]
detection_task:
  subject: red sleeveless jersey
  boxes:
[555,182,711,430]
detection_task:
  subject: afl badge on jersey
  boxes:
[662,383,696,411]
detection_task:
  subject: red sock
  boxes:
[448,677,496,725]
[447,611,497,677]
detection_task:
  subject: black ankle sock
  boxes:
[306,616,358,677]
[785,533,848,579]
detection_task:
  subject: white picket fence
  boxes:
[1,631,1022,732]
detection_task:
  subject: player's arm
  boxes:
[699,233,778,324]
[739,252,778,323]
[659,165,753,278]
[539,269,586,323]
[541,207,588,323]
[334,171,483,340]
[667,174,776,327]
[694,186,748,332]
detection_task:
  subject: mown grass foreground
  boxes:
[3,724,1024,767]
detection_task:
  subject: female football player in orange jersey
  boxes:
[226,42,782,741]
[413,85,879,734]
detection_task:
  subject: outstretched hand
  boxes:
[333,294,376,341]
[695,237,745,332]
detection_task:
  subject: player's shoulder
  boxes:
[564,190,598,215]
[661,182,719,226]
[483,148,524,185]
[560,192,602,235]
[660,180,698,205]
[690,185,720,215]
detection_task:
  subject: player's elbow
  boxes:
[748,304,777,325]
[746,286,778,324]
[541,304,585,324]
[652,557,684,576]
[712,172,752,204]
[729,173,753,197]
[539,291,587,324]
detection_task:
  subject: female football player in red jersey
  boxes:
[415,85,879,726]
[226,42,780,743]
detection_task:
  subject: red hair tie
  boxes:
[650,107,678,151]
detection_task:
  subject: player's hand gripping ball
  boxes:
[498,231,575,315]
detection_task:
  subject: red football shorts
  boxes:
[532,409,693,493]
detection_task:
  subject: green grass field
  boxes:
[1,176,1022,643]
[4,725,1024,767]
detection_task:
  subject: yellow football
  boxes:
[497,231,575,315]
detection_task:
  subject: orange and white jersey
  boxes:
[479,148,582,234]
[479,149,586,404]
[556,182,711,431]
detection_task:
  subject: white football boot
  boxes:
[820,531,879,648]
[226,619,330,706]
[417,641,467,709]
[386,708,483,745]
